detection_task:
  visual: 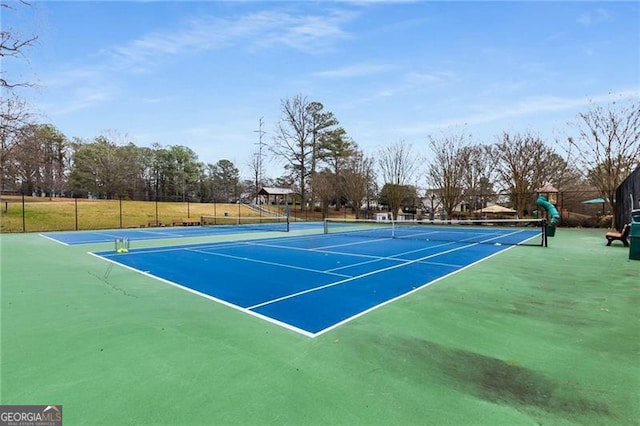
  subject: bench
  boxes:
[172,218,201,226]
[147,220,164,227]
[606,223,630,246]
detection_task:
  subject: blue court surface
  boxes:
[41,222,320,245]
[91,228,540,337]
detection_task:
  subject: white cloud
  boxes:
[107,9,357,68]
[340,70,454,107]
[36,7,358,116]
[397,89,640,136]
[37,65,118,115]
[577,8,614,26]
[312,63,394,78]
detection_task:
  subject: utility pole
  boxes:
[253,117,266,205]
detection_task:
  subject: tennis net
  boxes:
[324,218,547,246]
[201,215,289,232]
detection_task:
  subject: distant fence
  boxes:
[0,196,287,233]
[357,190,611,227]
[0,189,613,233]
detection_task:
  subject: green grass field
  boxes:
[1,226,638,425]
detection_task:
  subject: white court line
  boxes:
[101,240,253,256]
[246,241,481,310]
[242,240,388,260]
[328,257,464,272]
[325,256,401,272]
[244,234,459,260]
[324,240,461,272]
[313,243,520,338]
[134,229,194,237]
[89,230,527,338]
[87,251,316,338]
[43,229,182,245]
[187,248,353,278]
[411,260,464,268]
[249,227,534,315]
[39,233,70,246]
[241,236,462,274]
[44,231,130,245]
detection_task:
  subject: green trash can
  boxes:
[546,225,556,237]
[630,222,640,261]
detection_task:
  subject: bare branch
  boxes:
[0,1,38,89]
[566,99,640,227]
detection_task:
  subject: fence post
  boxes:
[21,191,25,233]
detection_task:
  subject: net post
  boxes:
[542,218,548,247]
[323,218,328,234]
[286,204,290,232]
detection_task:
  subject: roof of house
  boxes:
[535,184,559,193]
[258,187,295,196]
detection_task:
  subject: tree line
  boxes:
[2,93,638,225]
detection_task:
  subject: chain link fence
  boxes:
[0,196,265,233]
[1,189,614,233]
[359,190,612,227]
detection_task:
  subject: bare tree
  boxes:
[310,169,336,218]
[377,140,421,218]
[461,144,496,213]
[567,99,640,228]
[493,131,559,217]
[341,150,374,219]
[11,123,68,197]
[270,95,345,212]
[0,95,33,193]
[249,117,267,204]
[1,1,38,193]
[425,132,471,218]
[270,95,314,211]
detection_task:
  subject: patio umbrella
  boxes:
[473,205,517,214]
[581,197,608,204]
[582,197,609,215]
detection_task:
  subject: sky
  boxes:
[5,1,640,180]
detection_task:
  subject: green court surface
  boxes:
[1,228,638,425]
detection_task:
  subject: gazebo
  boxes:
[535,184,559,205]
[258,187,295,206]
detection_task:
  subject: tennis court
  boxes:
[91,220,544,336]
[1,222,637,425]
